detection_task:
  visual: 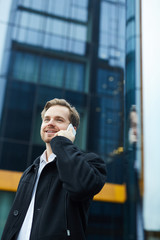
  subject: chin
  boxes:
[42,136,56,143]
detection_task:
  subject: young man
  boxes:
[2,98,106,240]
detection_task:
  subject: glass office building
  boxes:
[0,0,146,239]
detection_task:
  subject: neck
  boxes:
[46,143,53,162]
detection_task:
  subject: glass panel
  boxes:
[32,108,44,146]
[44,18,87,55]
[97,69,123,95]
[88,95,123,160]
[65,62,85,92]
[99,1,125,67]
[13,27,27,43]
[37,86,63,107]
[29,13,45,31]
[15,10,87,55]
[70,6,88,22]
[69,23,87,41]
[20,11,30,28]
[45,18,87,42]
[0,141,29,171]
[31,0,47,11]
[26,29,44,46]
[48,0,88,22]
[18,11,45,32]
[0,191,15,239]
[0,77,7,123]
[11,51,40,83]
[39,56,85,91]
[2,81,36,141]
[40,57,64,87]
[18,0,48,12]
[31,145,45,165]
[87,201,124,239]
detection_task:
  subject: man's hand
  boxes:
[54,127,76,142]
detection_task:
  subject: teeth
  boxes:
[47,131,54,133]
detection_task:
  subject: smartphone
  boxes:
[67,123,76,136]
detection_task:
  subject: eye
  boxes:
[57,119,63,122]
[44,118,50,122]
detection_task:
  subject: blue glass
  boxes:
[2,81,36,141]
[65,62,85,92]
[48,0,88,22]
[26,29,44,46]
[0,141,29,171]
[30,145,45,166]
[97,68,123,97]
[40,57,64,87]
[45,18,87,55]
[0,77,7,123]
[16,9,87,55]
[87,201,124,239]
[0,191,15,238]
[37,86,63,108]
[88,96,123,159]
[11,51,40,83]
[99,0,125,66]
[40,56,85,91]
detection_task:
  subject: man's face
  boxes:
[40,105,70,143]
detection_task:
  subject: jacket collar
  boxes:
[25,157,40,175]
[25,155,57,175]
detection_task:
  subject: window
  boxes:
[65,62,85,91]
[0,191,15,238]
[88,96,123,159]
[0,141,29,171]
[11,51,40,83]
[48,0,88,22]
[44,18,87,54]
[40,57,85,92]
[99,0,125,67]
[97,69,122,96]
[40,58,64,87]
[14,7,87,55]
[2,81,36,141]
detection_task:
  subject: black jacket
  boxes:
[2,136,106,240]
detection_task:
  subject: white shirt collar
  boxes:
[40,150,56,164]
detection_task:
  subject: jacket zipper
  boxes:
[65,192,70,236]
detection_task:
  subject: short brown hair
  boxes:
[41,98,80,128]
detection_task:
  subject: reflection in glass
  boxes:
[2,81,35,141]
[88,96,123,160]
[99,0,125,67]
[40,58,64,87]
[0,141,28,171]
[14,9,87,55]
[48,0,88,22]
[65,62,85,92]
[0,191,15,238]
[11,51,39,83]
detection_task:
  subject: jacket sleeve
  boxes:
[50,136,107,201]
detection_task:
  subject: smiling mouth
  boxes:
[46,130,57,134]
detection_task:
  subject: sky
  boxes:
[142,0,160,231]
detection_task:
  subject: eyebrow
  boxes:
[44,115,66,120]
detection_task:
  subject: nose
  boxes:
[47,118,56,126]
